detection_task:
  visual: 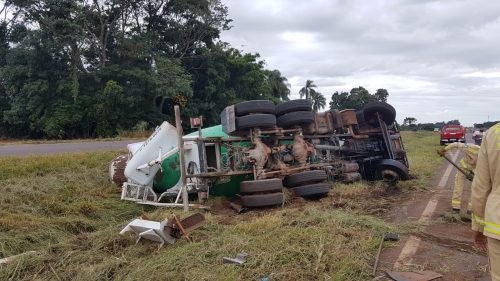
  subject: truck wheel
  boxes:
[277,111,314,128]
[275,100,312,116]
[284,170,327,188]
[240,193,284,208]
[291,183,330,198]
[236,114,276,130]
[240,178,283,194]
[234,100,275,116]
[362,102,396,126]
[374,159,409,181]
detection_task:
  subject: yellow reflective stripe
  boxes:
[485,226,500,235]
[485,221,500,228]
[452,200,461,204]
[472,214,485,225]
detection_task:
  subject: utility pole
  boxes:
[174,105,189,212]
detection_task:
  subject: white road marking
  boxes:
[393,236,422,269]
[393,152,460,269]
[420,152,460,223]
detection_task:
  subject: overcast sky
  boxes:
[220,0,500,126]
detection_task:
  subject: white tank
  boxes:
[124,122,179,185]
[127,141,145,157]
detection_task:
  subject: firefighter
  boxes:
[437,142,480,213]
[473,128,485,145]
[471,123,500,280]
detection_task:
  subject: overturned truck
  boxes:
[110,100,409,208]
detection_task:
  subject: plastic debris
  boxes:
[120,213,205,247]
[223,251,248,265]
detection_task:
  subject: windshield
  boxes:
[444,127,461,131]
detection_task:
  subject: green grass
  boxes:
[399,131,443,190]
[0,131,442,281]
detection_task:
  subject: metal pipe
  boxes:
[175,105,189,212]
[315,145,342,151]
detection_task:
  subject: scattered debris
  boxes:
[223,251,248,265]
[229,202,247,213]
[373,232,399,276]
[120,213,205,247]
[386,271,442,281]
[0,251,37,267]
[120,218,176,247]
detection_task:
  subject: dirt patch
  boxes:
[377,156,490,280]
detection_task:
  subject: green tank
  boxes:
[152,125,251,196]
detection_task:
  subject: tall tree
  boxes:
[310,91,326,113]
[330,86,390,111]
[263,69,290,103]
[403,117,417,126]
[299,79,317,100]
[374,88,389,102]
[0,0,290,138]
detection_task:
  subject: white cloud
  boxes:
[221,0,500,126]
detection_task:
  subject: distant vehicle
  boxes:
[440,124,465,145]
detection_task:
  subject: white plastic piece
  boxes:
[124,122,179,185]
[120,218,176,247]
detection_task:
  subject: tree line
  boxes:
[0,1,393,139]
[298,81,389,112]
[400,118,461,131]
[0,0,290,138]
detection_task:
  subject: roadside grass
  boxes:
[0,131,442,280]
[398,131,442,190]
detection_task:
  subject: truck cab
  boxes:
[440,124,465,145]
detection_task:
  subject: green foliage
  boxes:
[0,0,290,138]
[299,80,326,112]
[403,117,417,126]
[330,86,389,110]
[446,119,461,125]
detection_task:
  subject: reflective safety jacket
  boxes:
[444,142,480,171]
[471,123,500,239]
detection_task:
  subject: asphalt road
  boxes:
[0,140,140,156]
[465,132,473,143]
[0,132,475,157]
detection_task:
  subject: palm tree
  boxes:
[300,80,325,112]
[310,91,326,112]
[299,80,317,100]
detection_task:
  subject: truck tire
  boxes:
[284,170,327,188]
[291,183,330,198]
[277,111,314,128]
[240,193,284,208]
[373,159,409,181]
[240,178,283,194]
[234,100,275,116]
[275,100,312,116]
[236,114,276,130]
[362,102,396,126]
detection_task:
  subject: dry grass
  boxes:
[0,131,442,281]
